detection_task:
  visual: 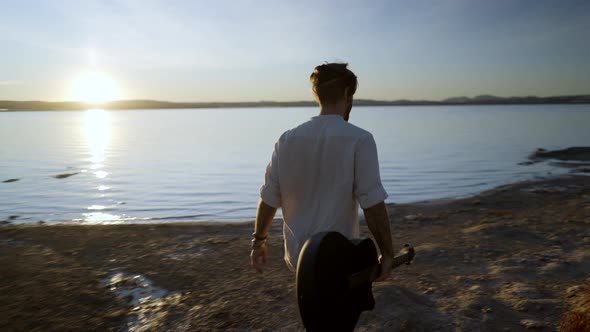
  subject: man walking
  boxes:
[250,63,394,281]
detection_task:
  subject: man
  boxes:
[250,63,394,281]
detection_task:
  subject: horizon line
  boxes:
[2,93,590,105]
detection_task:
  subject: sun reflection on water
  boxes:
[84,109,110,167]
[94,170,109,179]
[83,109,117,223]
[82,212,128,224]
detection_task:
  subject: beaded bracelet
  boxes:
[251,232,268,250]
[252,232,268,241]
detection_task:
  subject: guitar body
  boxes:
[296,232,379,331]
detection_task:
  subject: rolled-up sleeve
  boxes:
[354,134,388,209]
[260,141,282,208]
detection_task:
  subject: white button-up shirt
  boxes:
[260,114,388,271]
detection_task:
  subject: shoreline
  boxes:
[2,173,586,227]
[0,171,584,226]
[2,174,589,331]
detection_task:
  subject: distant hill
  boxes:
[1,95,589,111]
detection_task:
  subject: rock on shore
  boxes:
[528,147,590,162]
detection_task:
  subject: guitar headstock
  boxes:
[390,244,415,269]
[401,244,415,265]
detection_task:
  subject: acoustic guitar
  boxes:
[296,231,415,331]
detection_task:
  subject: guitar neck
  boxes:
[348,244,415,287]
[391,251,413,269]
[371,246,415,281]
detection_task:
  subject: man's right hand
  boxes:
[376,255,393,281]
[250,243,268,274]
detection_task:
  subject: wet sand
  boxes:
[1,175,590,331]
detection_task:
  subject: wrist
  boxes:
[252,232,268,241]
[251,232,268,250]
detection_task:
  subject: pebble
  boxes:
[514,299,560,312]
[566,285,584,297]
[505,283,543,299]
[520,319,545,329]
[516,303,528,312]
[469,285,481,292]
[423,287,435,294]
[540,261,567,274]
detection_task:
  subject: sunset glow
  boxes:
[70,71,121,103]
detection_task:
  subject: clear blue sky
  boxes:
[1,0,589,101]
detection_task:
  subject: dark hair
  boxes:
[309,62,358,105]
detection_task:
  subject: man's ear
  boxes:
[343,87,352,103]
[345,88,354,103]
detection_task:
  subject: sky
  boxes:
[1,0,589,102]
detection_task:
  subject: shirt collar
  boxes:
[312,114,344,121]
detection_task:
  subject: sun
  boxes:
[70,71,121,103]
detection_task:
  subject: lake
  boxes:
[1,105,589,224]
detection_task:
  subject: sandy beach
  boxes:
[1,174,590,331]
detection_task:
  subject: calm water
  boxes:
[1,105,589,224]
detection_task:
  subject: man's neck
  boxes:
[319,103,346,118]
